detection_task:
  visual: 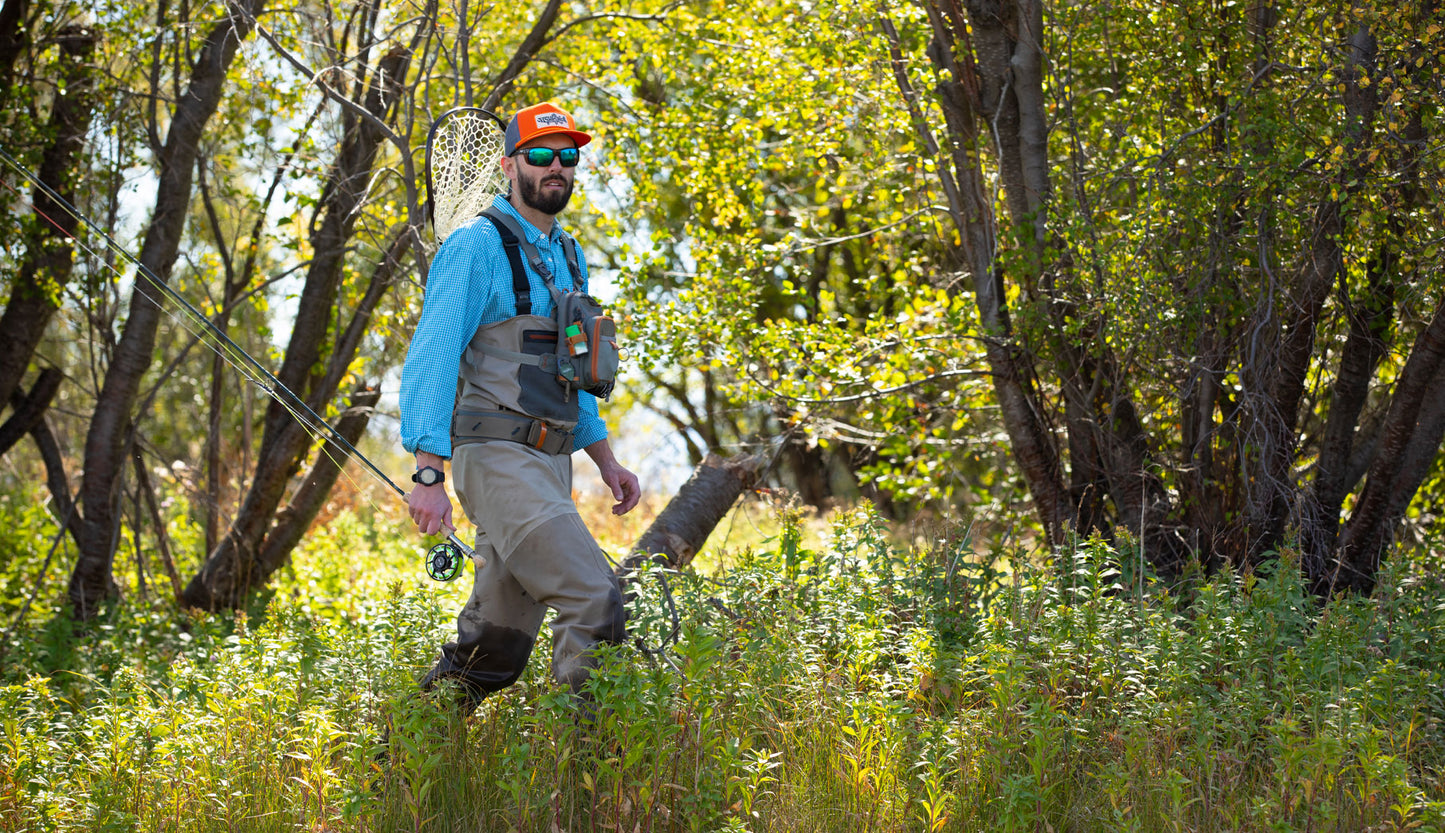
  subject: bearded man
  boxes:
[400,102,640,712]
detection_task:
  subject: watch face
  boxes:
[414,466,442,486]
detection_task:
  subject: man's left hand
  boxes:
[584,439,641,515]
[599,462,641,515]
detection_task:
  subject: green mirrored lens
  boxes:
[522,147,579,167]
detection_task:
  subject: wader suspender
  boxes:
[451,208,586,456]
[498,221,531,316]
[485,207,584,306]
[465,209,585,376]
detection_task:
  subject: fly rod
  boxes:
[0,144,472,581]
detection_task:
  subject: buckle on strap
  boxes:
[526,419,549,450]
[451,410,574,455]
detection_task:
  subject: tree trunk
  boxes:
[254,388,381,578]
[882,6,1073,548]
[622,452,767,572]
[1245,24,1378,563]
[1302,249,1394,581]
[1332,297,1445,595]
[68,0,265,620]
[0,26,95,413]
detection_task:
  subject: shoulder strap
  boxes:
[482,206,584,297]
[482,209,531,315]
[561,235,584,290]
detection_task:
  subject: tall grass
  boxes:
[2,489,1443,831]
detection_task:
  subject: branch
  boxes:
[786,208,932,254]
[481,0,564,111]
[539,6,683,52]
[751,366,985,407]
[0,367,63,456]
[249,18,406,157]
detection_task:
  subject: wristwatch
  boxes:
[411,465,445,487]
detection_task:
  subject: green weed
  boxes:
[1,490,1443,831]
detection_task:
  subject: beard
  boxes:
[518,170,573,216]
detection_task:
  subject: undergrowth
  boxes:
[2,490,1444,831]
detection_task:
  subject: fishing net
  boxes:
[426,107,507,244]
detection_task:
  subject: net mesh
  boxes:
[427,108,506,244]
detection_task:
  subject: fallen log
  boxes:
[620,451,766,573]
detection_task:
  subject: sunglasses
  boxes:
[513,147,580,168]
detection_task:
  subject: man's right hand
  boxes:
[407,482,455,536]
[406,452,455,536]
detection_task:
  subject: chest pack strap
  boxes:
[482,207,584,307]
[473,341,559,372]
[452,409,575,455]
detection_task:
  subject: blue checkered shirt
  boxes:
[400,197,605,459]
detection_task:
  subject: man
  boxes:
[400,102,640,712]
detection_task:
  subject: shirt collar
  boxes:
[491,195,565,246]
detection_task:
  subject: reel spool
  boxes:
[425,541,466,582]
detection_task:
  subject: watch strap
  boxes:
[411,465,445,486]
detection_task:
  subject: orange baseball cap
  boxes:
[504,103,592,155]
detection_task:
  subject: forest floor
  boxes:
[2,482,1444,831]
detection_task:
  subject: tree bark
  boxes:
[622,452,767,572]
[69,0,266,620]
[0,26,95,413]
[254,388,381,579]
[1245,23,1378,562]
[0,367,62,457]
[1332,297,1445,595]
[887,3,1073,548]
[1302,249,1394,578]
[183,388,382,608]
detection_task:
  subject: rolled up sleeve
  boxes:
[400,227,492,459]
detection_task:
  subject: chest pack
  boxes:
[478,207,620,400]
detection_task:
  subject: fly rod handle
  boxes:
[446,532,475,559]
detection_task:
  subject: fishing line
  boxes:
[1,145,474,578]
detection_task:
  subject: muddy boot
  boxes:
[418,663,488,717]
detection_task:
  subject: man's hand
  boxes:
[585,439,641,515]
[406,452,455,535]
[599,461,641,515]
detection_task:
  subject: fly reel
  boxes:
[425,540,466,582]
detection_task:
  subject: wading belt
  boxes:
[452,409,575,456]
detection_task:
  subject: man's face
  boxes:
[504,134,577,217]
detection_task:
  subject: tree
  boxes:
[0,1,102,548]
[878,0,1445,592]
[54,0,265,618]
[178,0,598,608]
[565,0,980,514]
[0,24,95,427]
[562,0,1443,593]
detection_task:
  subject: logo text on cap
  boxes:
[534,113,569,129]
